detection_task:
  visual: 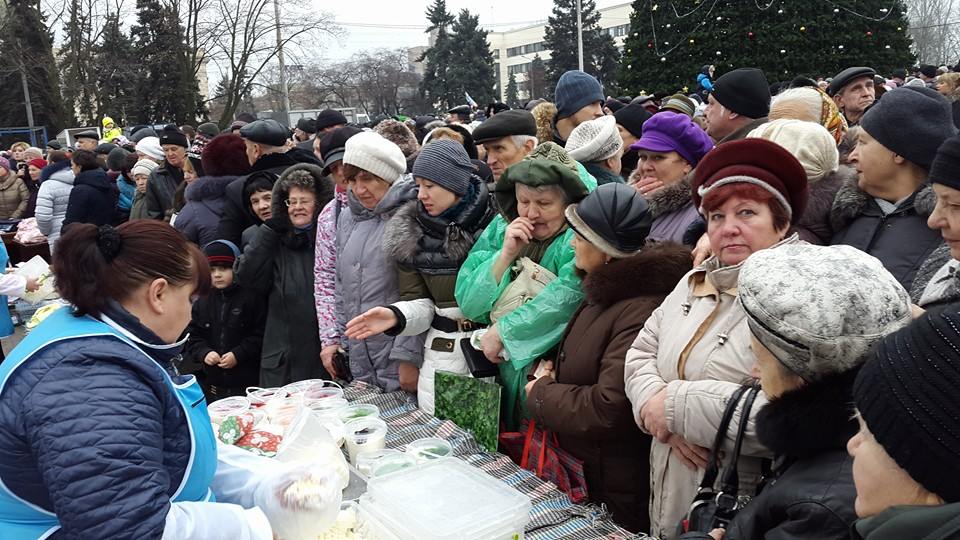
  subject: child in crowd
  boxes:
[183,240,266,401]
[241,177,273,247]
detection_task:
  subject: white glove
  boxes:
[253,462,343,540]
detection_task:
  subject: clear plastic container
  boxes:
[404,437,453,463]
[361,458,531,540]
[304,386,345,403]
[343,417,388,464]
[246,387,284,406]
[281,379,329,396]
[338,403,380,423]
[355,448,403,477]
[207,396,250,424]
[369,453,417,478]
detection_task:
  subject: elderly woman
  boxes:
[629,111,714,244]
[624,138,808,540]
[335,132,418,391]
[235,164,334,386]
[524,183,690,532]
[915,136,960,308]
[683,244,911,540]
[769,86,848,144]
[0,156,29,220]
[344,139,496,410]
[844,310,960,539]
[455,142,596,428]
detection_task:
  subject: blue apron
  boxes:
[0,241,16,338]
[0,308,217,538]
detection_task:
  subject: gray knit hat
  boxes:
[412,139,474,196]
[343,131,406,184]
[565,116,623,163]
[860,86,958,170]
[739,244,912,382]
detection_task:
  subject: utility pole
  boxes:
[576,0,584,71]
[17,58,36,146]
[273,0,291,122]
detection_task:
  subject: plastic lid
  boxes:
[207,396,250,419]
[405,437,453,462]
[338,403,380,423]
[364,458,531,540]
[370,453,418,478]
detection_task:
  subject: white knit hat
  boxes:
[564,115,623,163]
[343,131,407,184]
[131,158,160,177]
[135,136,164,161]
[747,119,839,183]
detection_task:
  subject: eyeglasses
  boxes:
[285,198,315,208]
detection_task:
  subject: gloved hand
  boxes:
[253,462,343,540]
[264,216,289,234]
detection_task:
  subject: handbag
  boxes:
[498,419,589,503]
[459,338,499,378]
[678,384,761,535]
[490,257,556,322]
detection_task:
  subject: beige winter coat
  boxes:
[623,234,799,539]
[0,171,29,219]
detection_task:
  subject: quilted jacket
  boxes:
[0,301,193,538]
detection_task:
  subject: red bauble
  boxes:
[866,31,873,37]
[748,31,755,38]
[648,42,654,48]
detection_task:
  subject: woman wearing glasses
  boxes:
[235,163,334,386]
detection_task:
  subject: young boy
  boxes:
[184,240,267,401]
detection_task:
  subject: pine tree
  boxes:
[505,73,520,108]
[618,0,915,97]
[131,0,200,124]
[0,0,66,134]
[447,9,496,107]
[528,55,547,100]
[543,0,620,97]
[93,14,138,126]
[419,0,459,111]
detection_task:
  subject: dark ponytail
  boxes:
[54,221,210,317]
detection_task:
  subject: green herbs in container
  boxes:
[338,403,380,423]
[406,437,453,462]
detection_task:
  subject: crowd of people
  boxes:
[0,60,959,539]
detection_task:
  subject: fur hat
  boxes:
[374,119,420,158]
[201,134,252,177]
[565,116,623,163]
[747,119,839,183]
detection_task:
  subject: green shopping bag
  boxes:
[434,371,501,452]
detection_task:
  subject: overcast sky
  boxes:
[318,0,628,60]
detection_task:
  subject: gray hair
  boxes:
[510,135,538,150]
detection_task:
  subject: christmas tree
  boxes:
[618,0,915,97]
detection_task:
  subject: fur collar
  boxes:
[185,175,238,202]
[582,242,692,307]
[830,173,936,232]
[642,172,695,219]
[756,369,859,459]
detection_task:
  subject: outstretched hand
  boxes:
[345,307,398,340]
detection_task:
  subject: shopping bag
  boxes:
[499,420,588,503]
[434,370,501,452]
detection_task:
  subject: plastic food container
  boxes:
[405,437,453,463]
[355,448,403,477]
[339,403,380,423]
[343,418,388,464]
[207,396,250,424]
[307,397,349,417]
[370,453,417,478]
[360,458,531,540]
[304,386,345,403]
[246,387,284,406]
[281,379,329,396]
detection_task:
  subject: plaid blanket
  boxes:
[345,381,649,540]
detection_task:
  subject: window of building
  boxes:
[507,41,547,58]
[508,63,531,75]
[606,24,629,38]
[492,50,500,59]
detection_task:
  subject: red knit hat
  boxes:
[692,138,808,223]
[28,158,48,170]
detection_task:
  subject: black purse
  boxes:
[459,339,499,378]
[678,384,761,535]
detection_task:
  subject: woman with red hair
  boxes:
[623,138,809,539]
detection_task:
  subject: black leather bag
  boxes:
[459,339,499,378]
[678,384,761,535]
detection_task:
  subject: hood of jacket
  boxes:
[250,150,302,174]
[40,160,72,184]
[346,174,418,221]
[830,174,936,232]
[582,241,692,307]
[185,175,238,203]
[382,174,495,265]
[74,168,112,192]
[641,171,695,219]
[756,369,859,460]
[269,162,335,230]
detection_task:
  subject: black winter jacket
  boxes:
[217,152,313,247]
[145,161,183,221]
[184,282,266,389]
[830,180,943,290]
[62,168,118,228]
[710,371,860,540]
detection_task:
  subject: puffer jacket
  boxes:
[0,170,29,219]
[624,233,800,540]
[830,179,942,290]
[336,176,418,391]
[236,163,334,387]
[380,175,496,411]
[62,168,117,228]
[144,161,183,221]
[0,301,194,538]
[35,161,74,253]
[793,166,851,245]
[527,243,692,533]
[175,175,238,246]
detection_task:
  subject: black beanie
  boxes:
[854,309,960,503]
[930,136,960,190]
[159,125,189,148]
[613,104,653,138]
[203,240,240,267]
[860,87,957,171]
[711,68,771,119]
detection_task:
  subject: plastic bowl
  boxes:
[207,396,251,423]
[246,387,285,406]
[282,379,330,396]
[354,448,403,477]
[370,453,418,478]
[405,437,453,462]
[304,387,345,403]
[338,403,380,423]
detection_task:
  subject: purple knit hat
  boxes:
[0,157,9,173]
[631,111,714,166]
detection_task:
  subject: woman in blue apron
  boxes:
[0,221,306,539]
